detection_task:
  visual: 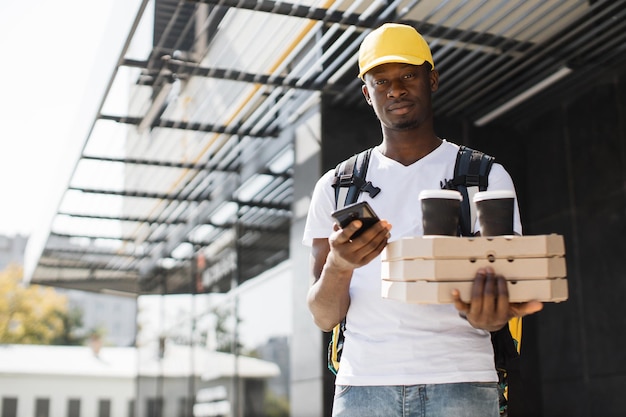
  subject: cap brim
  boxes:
[359,55,432,79]
[358,55,429,79]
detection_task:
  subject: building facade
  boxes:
[0,343,279,417]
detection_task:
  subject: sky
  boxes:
[0,0,140,238]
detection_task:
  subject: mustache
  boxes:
[387,99,414,111]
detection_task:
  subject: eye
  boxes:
[373,79,387,86]
[403,72,416,80]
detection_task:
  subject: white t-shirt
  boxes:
[302,140,522,386]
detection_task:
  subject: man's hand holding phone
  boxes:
[328,202,392,270]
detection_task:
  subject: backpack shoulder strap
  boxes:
[447,145,495,236]
[327,147,380,375]
[450,146,522,413]
[331,147,380,209]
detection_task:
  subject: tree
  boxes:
[212,305,243,354]
[50,305,88,346]
[0,264,84,345]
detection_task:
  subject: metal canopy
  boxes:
[25,0,626,295]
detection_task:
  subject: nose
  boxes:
[387,79,407,98]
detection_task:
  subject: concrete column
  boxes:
[290,104,325,417]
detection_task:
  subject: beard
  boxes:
[378,103,432,131]
[390,118,421,130]
[383,113,426,131]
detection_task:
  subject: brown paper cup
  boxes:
[473,190,515,236]
[419,189,462,236]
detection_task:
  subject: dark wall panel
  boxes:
[521,110,571,230]
[511,64,626,417]
[321,100,381,171]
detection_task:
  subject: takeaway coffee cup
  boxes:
[419,189,463,236]
[473,190,515,236]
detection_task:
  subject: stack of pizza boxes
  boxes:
[381,234,568,304]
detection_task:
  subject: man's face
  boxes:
[362,63,438,131]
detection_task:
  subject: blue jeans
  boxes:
[332,383,499,417]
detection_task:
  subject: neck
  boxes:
[378,129,442,166]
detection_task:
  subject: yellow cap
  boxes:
[358,23,434,80]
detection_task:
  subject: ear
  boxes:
[430,69,439,93]
[362,84,372,106]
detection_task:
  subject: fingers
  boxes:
[347,219,391,243]
[476,267,543,320]
[459,267,510,331]
[496,273,510,318]
[340,219,363,242]
[350,220,391,260]
[510,300,543,317]
[329,219,391,268]
[469,268,502,315]
[455,267,545,331]
[452,289,469,316]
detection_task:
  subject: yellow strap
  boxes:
[508,317,523,354]
[330,324,341,371]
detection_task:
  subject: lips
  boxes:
[387,101,413,113]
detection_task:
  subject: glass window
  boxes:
[1,397,17,417]
[128,400,135,417]
[177,397,188,417]
[35,398,50,417]
[146,398,163,417]
[98,399,111,417]
[67,398,80,417]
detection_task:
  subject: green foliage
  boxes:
[212,306,243,354]
[0,264,84,345]
[263,391,289,417]
[50,306,88,346]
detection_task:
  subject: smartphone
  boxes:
[331,201,380,239]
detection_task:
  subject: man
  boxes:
[302,23,543,416]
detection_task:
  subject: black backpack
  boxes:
[329,145,519,416]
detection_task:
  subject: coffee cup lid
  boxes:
[472,190,515,202]
[419,189,463,201]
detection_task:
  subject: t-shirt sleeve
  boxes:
[302,169,337,247]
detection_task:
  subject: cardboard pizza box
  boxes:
[381,256,567,281]
[382,234,565,261]
[381,278,569,304]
